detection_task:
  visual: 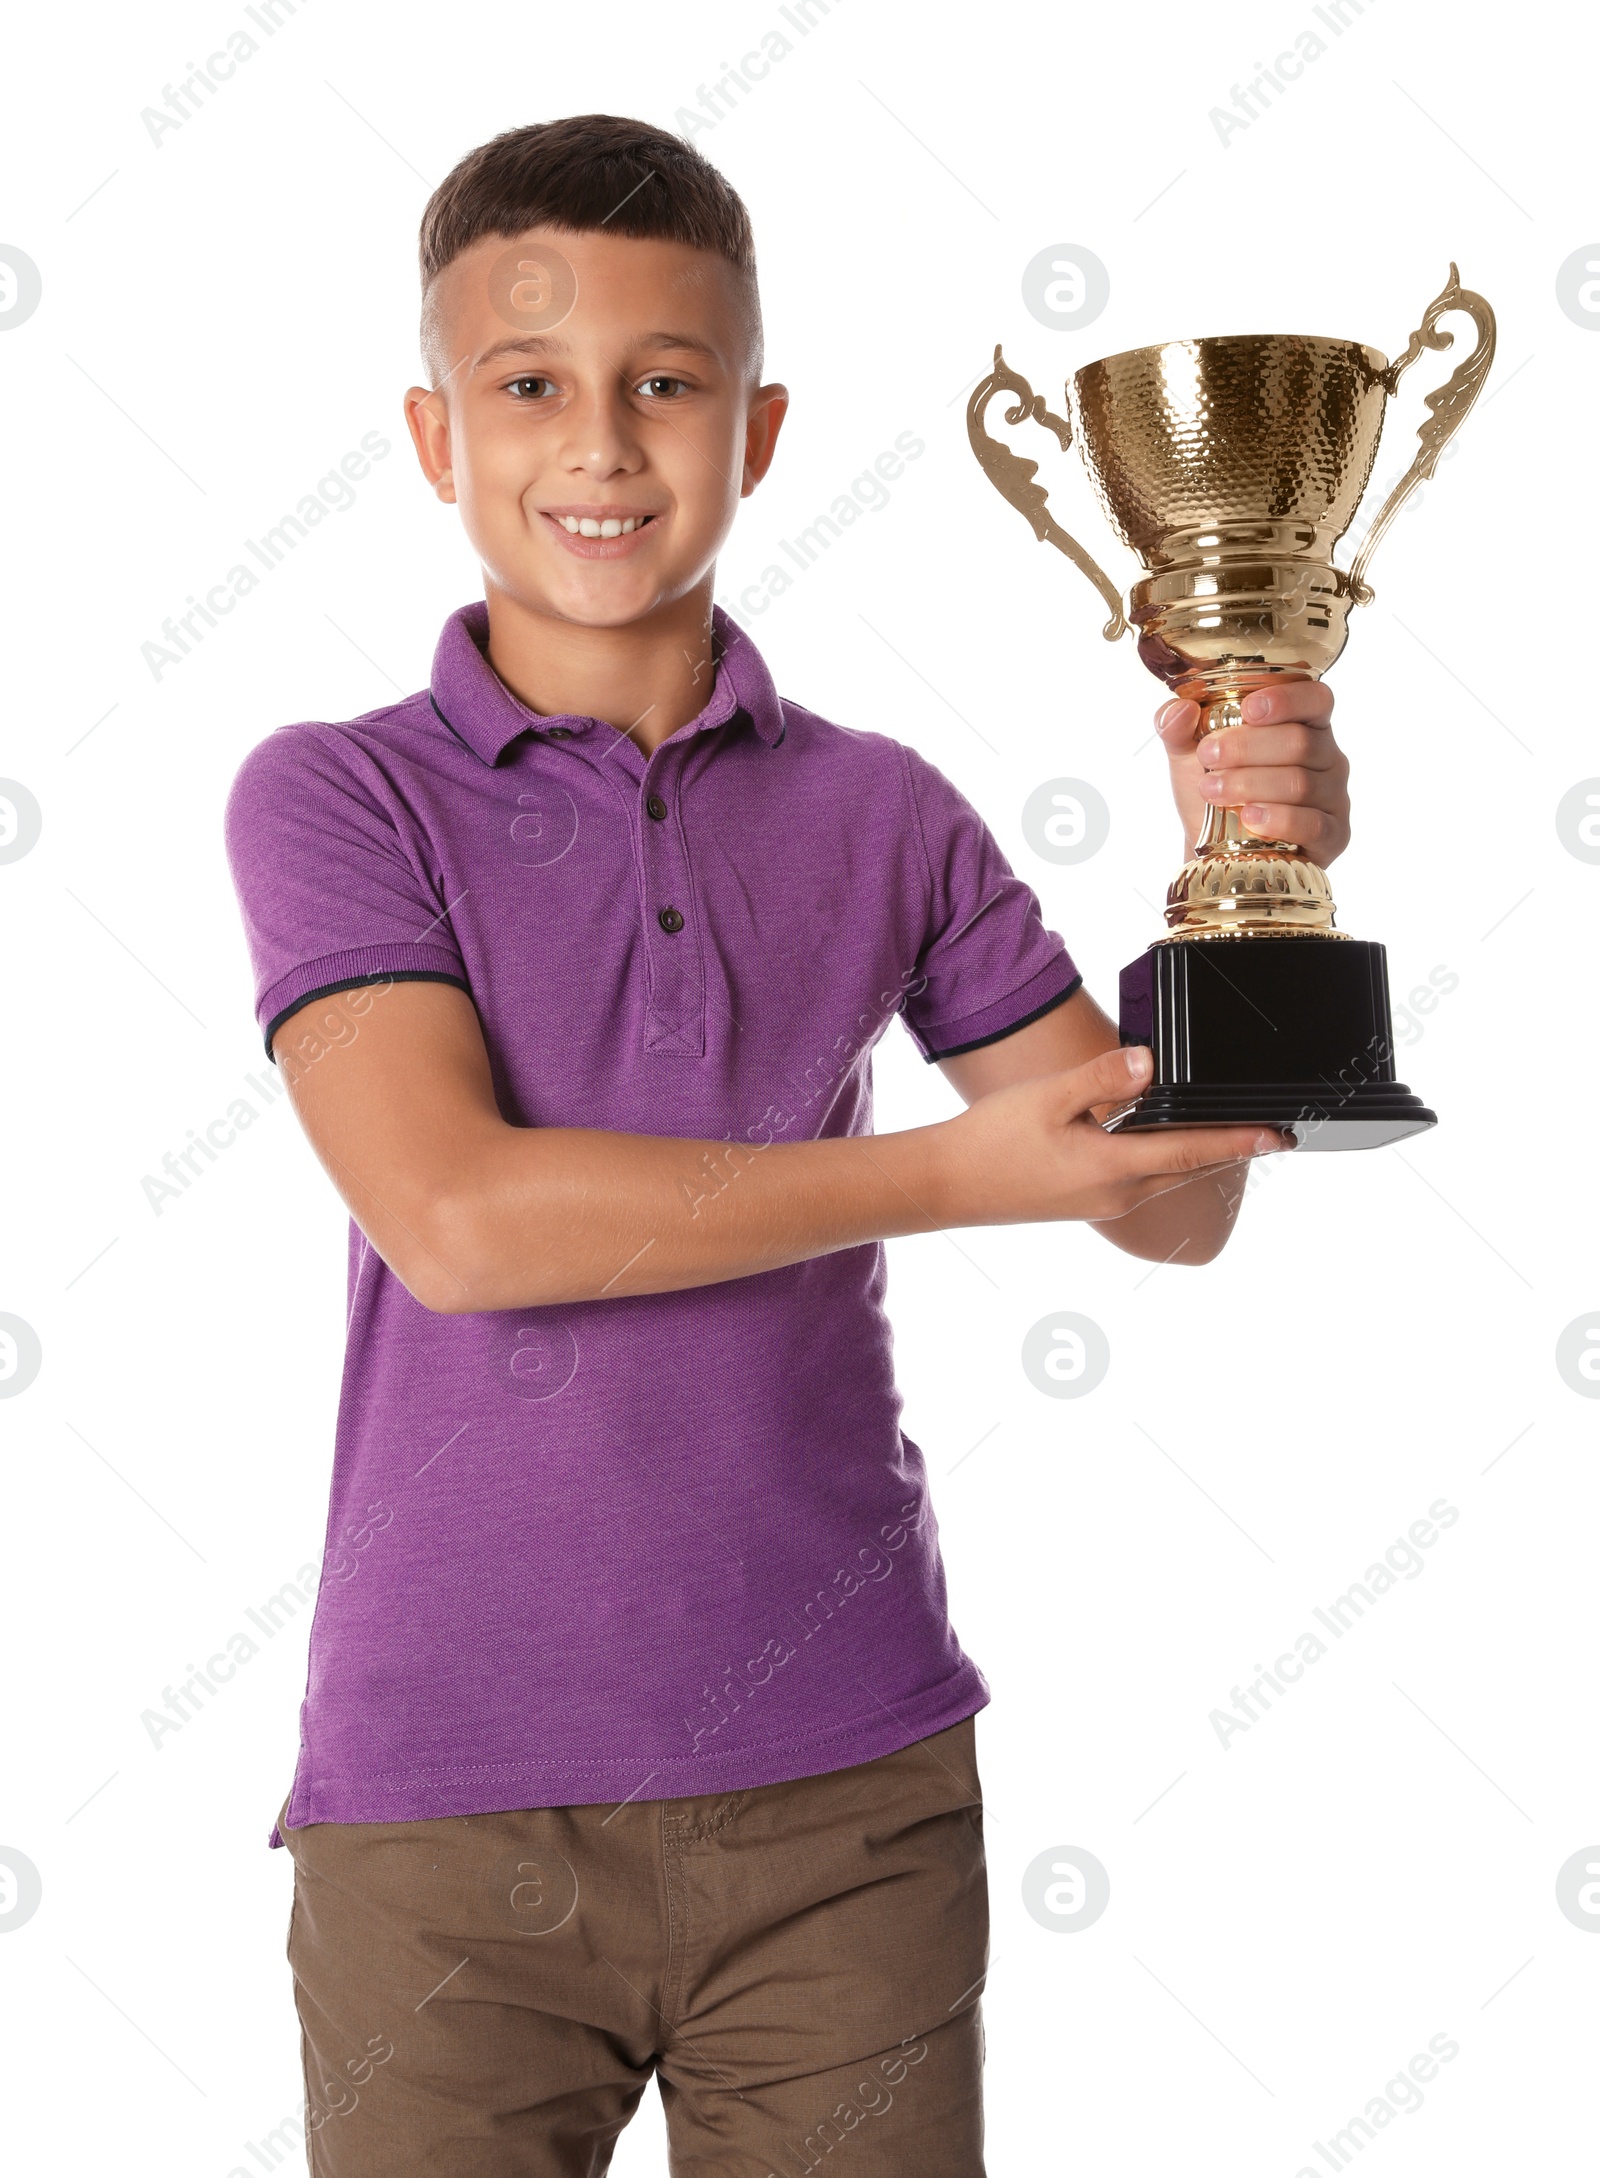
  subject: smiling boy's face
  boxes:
[405,226,786,634]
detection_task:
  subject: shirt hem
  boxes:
[269,1664,989,1839]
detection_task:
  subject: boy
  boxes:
[225,114,1349,2177]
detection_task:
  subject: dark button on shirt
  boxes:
[658,905,685,933]
[646,794,668,821]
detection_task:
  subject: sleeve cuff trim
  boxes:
[262,951,470,1059]
[920,969,1083,1062]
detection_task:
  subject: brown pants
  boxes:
[281,1716,987,2176]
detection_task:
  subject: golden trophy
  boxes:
[968,266,1495,1148]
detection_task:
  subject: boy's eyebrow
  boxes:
[473,331,723,370]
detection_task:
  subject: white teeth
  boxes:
[557,513,649,537]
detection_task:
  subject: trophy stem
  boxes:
[1159,686,1344,940]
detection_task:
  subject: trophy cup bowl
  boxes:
[968,266,1495,1148]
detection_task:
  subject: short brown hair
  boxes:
[419,115,762,380]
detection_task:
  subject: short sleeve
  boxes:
[897,745,1081,1062]
[224,725,470,1058]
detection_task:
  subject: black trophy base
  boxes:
[1105,934,1436,1152]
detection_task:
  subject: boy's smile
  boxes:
[539,503,663,557]
[405,225,787,720]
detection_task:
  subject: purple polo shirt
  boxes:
[225,603,1081,1834]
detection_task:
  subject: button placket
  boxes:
[639,752,704,1056]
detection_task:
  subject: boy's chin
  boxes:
[528,584,670,630]
[505,564,708,632]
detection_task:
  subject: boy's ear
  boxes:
[741,382,789,498]
[404,385,457,504]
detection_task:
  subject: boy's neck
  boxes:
[482,583,718,758]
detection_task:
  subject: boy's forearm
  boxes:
[284,987,1276,1312]
[422,1121,957,1311]
[1089,1165,1246,1267]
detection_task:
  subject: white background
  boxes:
[2,2,1595,2172]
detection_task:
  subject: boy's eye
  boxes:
[635,375,688,399]
[506,375,556,399]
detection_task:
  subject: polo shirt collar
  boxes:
[429,600,785,766]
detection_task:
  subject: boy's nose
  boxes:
[558,388,643,475]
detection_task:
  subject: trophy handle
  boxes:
[1344,264,1496,607]
[966,345,1128,641]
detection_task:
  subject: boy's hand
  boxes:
[1155,681,1351,864]
[934,1045,1287,1231]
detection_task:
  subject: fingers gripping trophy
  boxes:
[969,267,1495,1149]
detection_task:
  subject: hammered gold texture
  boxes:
[1070,337,1392,561]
